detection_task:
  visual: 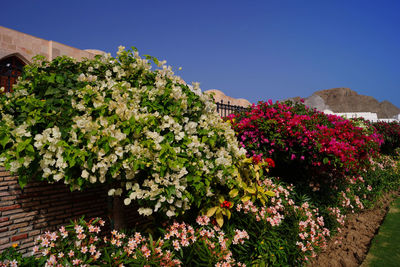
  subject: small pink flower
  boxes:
[94,251,101,260]
[81,246,88,253]
[41,238,50,247]
[172,240,180,251]
[32,245,39,253]
[74,225,84,234]
[89,245,97,255]
[77,233,86,240]
[72,258,81,265]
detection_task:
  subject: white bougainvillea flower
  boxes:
[0,47,246,218]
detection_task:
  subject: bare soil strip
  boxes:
[308,191,400,267]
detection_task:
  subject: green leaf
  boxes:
[25,144,34,153]
[55,75,64,84]
[69,157,76,167]
[0,135,10,148]
[44,86,59,96]
[18,175,28,189]
[47,73,56,83]
[209,138,216,148]
[229,189,239,198]
[16,138,31,153]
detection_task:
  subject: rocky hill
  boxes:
[289,88,400,119]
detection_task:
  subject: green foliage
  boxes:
[217,171,331,266]
[226,209,298,266]
[0,246,44,266]
[0,47,246,218]
[360,153,400,208]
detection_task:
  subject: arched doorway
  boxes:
[0,55,26,92]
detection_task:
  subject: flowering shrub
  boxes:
[0,47,246,218]
[33,218,106,266]
[227,100,382,199]
[205,157,276,227]
[373,121,400,155]
[359,153,400,206]
[222,176,331,266]
[326,152,400,218]
[20,217,249,266]
[201,157,330,265]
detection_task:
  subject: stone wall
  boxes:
[0,167,143,256]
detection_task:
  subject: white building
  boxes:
[323,110,400,123]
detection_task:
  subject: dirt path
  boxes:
[308,191,400,267]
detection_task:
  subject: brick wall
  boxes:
[0,167,144,256]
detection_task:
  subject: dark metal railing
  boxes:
[216,100,248,117]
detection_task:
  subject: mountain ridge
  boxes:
[289,88,400,119]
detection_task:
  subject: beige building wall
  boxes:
[0,26,104,63]
[204,89,251,107]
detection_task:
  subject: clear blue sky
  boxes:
[2,0,400,108]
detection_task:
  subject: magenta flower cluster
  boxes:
[227,100,382,182]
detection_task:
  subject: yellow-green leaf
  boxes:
[266,190,276,197]
[216,211,224,227]
[206,206,218,217]
[246,187,256,194]
[226,209,231,219]
[241,195,251,202]
[243,158,252,164]
[229,189,239,198]
[218,195,225,203]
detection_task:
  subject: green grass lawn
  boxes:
[362,196,400,267]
